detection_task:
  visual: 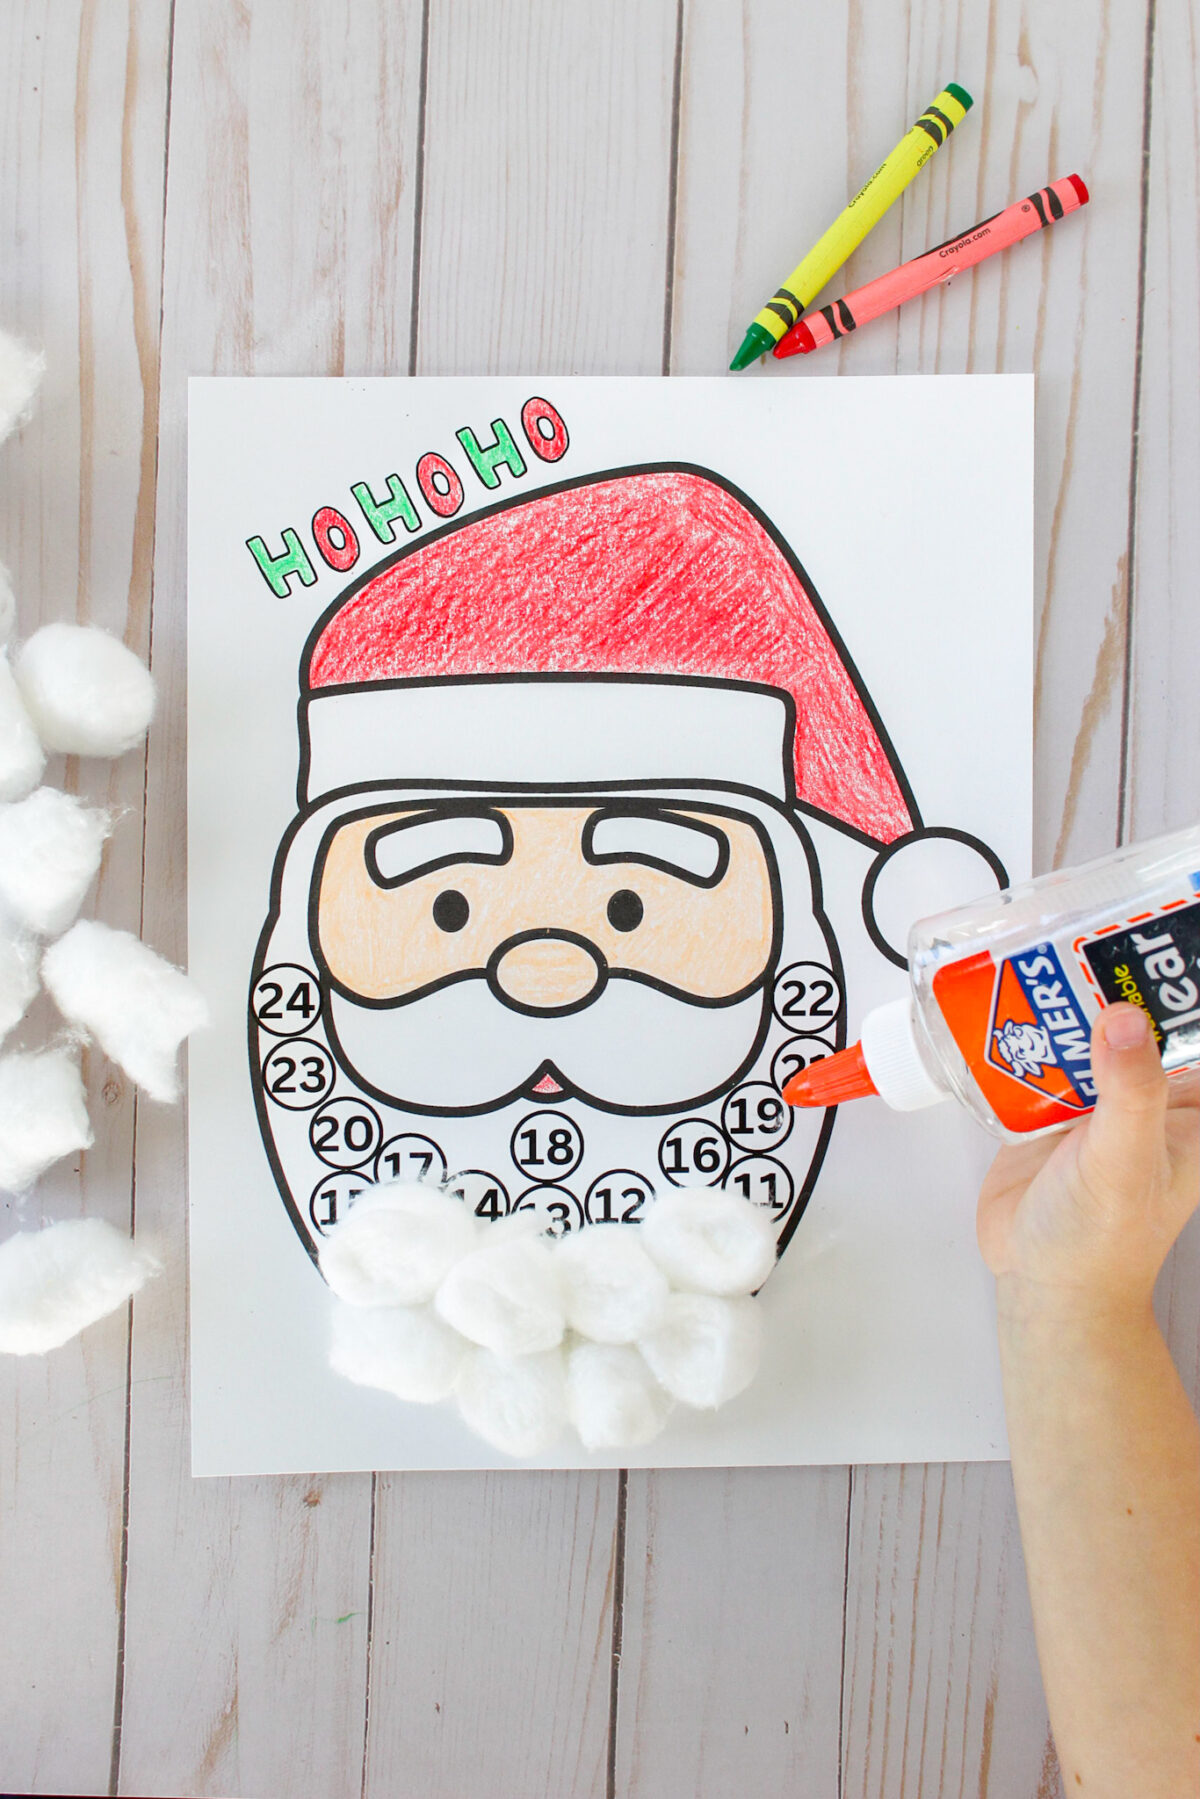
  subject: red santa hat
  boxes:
[301,467,916,845]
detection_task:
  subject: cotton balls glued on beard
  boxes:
[15,624,155,759]
[555,1226,669,1343]
[330,1301,467,1404]
[0,1218,159,1354]
[638,1293,764,1410]
[456,1345,567,1458]
[434,1232,565,1357]
[566,1341,674,1450]
[319,1183,478,1309]
[641,1190,778,1296]
[0,1047,92,1193]
[0,788,110,937]
[42,920,209,1103]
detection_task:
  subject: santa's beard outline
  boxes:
[308,793,788,1118]
[248,781,845,1268]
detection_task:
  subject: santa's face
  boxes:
[312,800,780,1114]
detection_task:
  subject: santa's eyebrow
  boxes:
[583,808,730,888]
[365,809,512,889]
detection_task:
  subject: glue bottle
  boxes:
[783,822,1200,1139]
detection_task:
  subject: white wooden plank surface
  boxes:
[1127,0,1200,1431]
[0,3,170,1792]
[115,4,427,1793]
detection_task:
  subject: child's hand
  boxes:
[977,1003,1199,1315]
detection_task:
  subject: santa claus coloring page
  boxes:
[188,376,1033,1474]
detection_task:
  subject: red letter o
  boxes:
[520,397,569,462]
[416,453,465,518]
[311,507,360,572]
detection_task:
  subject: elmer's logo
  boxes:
[985,944,1095,1109]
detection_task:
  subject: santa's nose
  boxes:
[489,933,605,1013]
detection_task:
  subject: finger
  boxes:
[1078,1004,1168,1197]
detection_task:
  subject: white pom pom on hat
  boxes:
[435,1232,564,1357]
[641,1190,777,1296]
[638,1292,763,1410]
[456,1345,566,1457]
[15,624,156,759]
[0,1218,159,1354]
[42,920,209,1103]
[0,1047,92,1192]
[319,1182,477,1309]
[0,649,45,801]
[0,930,39,1045]
[330,1300,467,1403]
[555,1225,669,1343]
[0,329,45,448]
[566,1341,673,1450]
[0,787,110,937]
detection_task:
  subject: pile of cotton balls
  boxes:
[322,1181,777,1457]
[0,326,207,1355]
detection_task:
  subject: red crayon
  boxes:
[774,175,1089,358]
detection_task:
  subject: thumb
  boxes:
[1078,1003,1168,1198]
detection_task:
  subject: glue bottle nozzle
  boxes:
[783,1041,877,1108]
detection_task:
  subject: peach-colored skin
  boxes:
[317,805,775,1009]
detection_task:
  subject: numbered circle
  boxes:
[444,1168,510,1224]
[309,1098,383,1169]
[772,960,843,1037]
[657,1117,730,1188]
[253,964,322,1038]
[725,1154,794,1217]
[309,1170,373,1235]
[721,1081,793,1153]
[514,1183,582,1238]
[510,1111,585,1182]
[261,1038,336,1110]
[374,1133,447,1186]
[583,1169,654,1226]
[771,1035,835,1094]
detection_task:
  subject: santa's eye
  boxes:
[607,889,643,932]
[432,890,470,932]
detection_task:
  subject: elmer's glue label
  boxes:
[784,823,1200,1139]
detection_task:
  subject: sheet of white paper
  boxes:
[188,374,1032,1475]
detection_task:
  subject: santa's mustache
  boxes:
[323,971,769,1115]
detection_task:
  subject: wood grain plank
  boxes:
[1125,0,1200,1420]
[613,1468,849,1798]
[415,0,680,376]
[115,4,426,1793]
[0,3,171,1792]
[362,1471,616,1799]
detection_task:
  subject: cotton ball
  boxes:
[0,329,45,447]
[330,1301,466,1403]
[0,930,38,1043]
[641,1190,777,1296]
[0,1047,92,1192]
[319,1182,477,1308]
[0,560,15,645]
[0,1219,158,1354]
[456,1346,566,1457]
[435,1232,564,1356]
[15,624,155,758]
[555,1226,669,1344]
[41,920,208,1103]
[0,788,110,936]
[637,1293,763,1410]
[566,1342,673,1450]
[0,650,44,800]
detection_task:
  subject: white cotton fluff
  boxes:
[0,930,38,1043]
[641,1190,777,1296]
[0,1218,159,1354]
[456,1346,566,1457]
[0,650,44,800]
[0,1047,92,1192]
[565,1342,673,1450]
[555,1226,669,1344]
[0,329,45,447]
[41,920,209,1103]
[14,624,156,758]
[319,1182,477,1308]
[435,1232,564,1357]
[0,787,110,936]
[637,1293,763,1410]
[0,561,15,645]
[329,1300,467,1403]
